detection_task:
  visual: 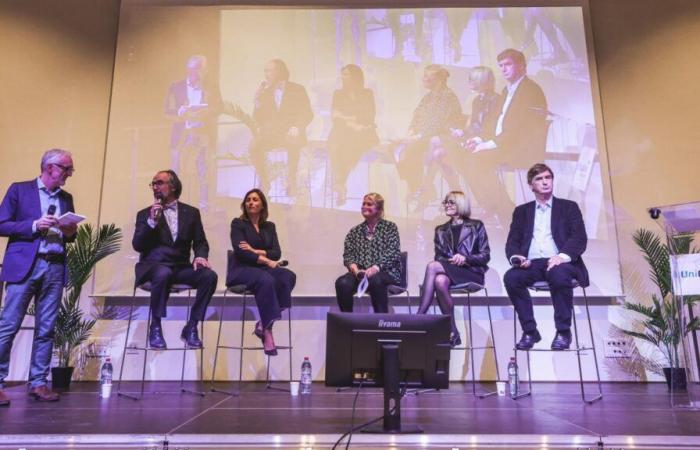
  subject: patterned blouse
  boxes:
[342,219,402,284]
[409,87,464,138]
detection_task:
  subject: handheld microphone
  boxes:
[278,260,289,267]
[153,192,163,221]
[41,205,57,237]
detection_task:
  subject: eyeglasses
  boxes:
[52,163,74,173]
[149,180,167,188]
[442,200,456,207]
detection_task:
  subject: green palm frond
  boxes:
[54,223,121,367]
[622,228,698,369]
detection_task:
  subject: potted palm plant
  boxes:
[620,228,700,391]
[51,223,121,389]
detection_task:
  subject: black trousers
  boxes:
[335,271,395,313]
[503,258,581,333]
[143,264,218,322]
[228,266,296,328]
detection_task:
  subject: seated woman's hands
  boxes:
[239,240,266,256]
[449,253,467,266]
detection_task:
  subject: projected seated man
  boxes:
[466,49,548,171]
[164,55,221,212]
[397,65,463,207]
[249,59,313,196]
[504,163,588,351]
[227,188,296,356]
[132,170,218,349]
[335,193,402,313]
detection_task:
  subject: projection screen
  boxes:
[96,1,621,296]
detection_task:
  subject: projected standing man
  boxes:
[132,170,218,349]
[250,59,313,196]
[467,48,548,168]
[164,55,221,212]
[503,163,588,351]
[0,149,77,405]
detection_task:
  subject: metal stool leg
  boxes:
[210,290,240,396]
[579,287,603,404]
[237,294,247,395]
[117,287,139,400]
[180,289,204,396]
[266,305,293,392]
[467,291,498,398]
[511,311,532,400]
[485,288,501,383]
[136,307,152,400]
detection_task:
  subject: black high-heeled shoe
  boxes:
[254,321,278,356]
[449,332,462,348]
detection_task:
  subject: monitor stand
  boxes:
[362,343,423,434]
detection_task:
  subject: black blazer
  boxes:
[227,218,281,285]
[253,81,313,145]
[434,219,490,275]
[492,76,548,167]
[505,197,589,286]
[132,202,209,285]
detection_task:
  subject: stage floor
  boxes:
[0,381,698,449]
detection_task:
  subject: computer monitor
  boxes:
[325,312,451,389]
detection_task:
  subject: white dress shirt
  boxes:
[527,199,571,262]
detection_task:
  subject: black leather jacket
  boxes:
[434,219,490,274]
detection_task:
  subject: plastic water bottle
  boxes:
[300,356,312,395]
[507,357,518,398]
[100,357,113,398]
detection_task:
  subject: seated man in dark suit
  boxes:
[132,170,218,349]
[503,163,588,351]
[250,59,313,196]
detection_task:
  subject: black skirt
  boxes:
[438,261,484,287]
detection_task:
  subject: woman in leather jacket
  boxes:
[417,191,491,347]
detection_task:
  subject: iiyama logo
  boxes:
[378,319,401,328]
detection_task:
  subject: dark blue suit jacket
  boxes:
[0,180,75,283]
[505,197,589,287]
[132,202,210,286]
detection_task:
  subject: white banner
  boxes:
[670,254,700,296]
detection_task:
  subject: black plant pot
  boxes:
[51,367,74,390]
[662,367,687,391]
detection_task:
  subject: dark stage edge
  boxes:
[0,382,699,449]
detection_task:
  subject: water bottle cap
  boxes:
[304,356,309,359]
[510,357,515,361]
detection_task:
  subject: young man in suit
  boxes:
[249,59,313,196]
[132,170,218,349]
[467,48,549,168]
[0,149,78,405]
[504,163,588,350]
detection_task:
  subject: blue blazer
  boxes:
[505,197,589,287]
[0,180,75,283]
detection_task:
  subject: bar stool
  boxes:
[117,282,205,400]
[512,280,603,404]
[388,252,411,313]
[210,251,293,395]
[412,280,500,398]
[450,281,500,397]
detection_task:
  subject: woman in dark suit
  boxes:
[328,64,379,205]
[417,191,490,347]
[227,188,296,355]
[335,192,401,313]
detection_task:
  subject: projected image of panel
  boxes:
[97,2,621,297]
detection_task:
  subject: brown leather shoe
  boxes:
[29,385,60,402]
[0,388,10,406]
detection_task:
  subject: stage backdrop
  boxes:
[96,1,621,296]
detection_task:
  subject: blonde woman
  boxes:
[417,191,490,347]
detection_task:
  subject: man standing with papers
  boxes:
[0,149,78,405]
